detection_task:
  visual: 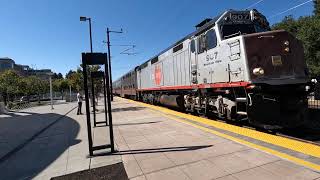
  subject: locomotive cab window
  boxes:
[206,29,217,50]
[190,40,196,53]
[221,24,256,39]
[197,34,206,54]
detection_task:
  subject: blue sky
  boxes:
[0,0,314,80]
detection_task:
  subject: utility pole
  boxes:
[69,85,72,102]
[106,28,123,101]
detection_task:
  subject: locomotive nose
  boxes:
[243,30,309,85]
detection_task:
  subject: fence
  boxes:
[308,83,320,109]
[4,92,78,110]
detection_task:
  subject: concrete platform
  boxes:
[0,102,125,180]
[1,97,320,180]
[112,97,320,180]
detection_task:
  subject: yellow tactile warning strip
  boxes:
[120,98,320,171]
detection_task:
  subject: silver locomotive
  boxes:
[113,9,310,129]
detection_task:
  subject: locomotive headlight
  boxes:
[305,85,310,92]
[253,67,265,76]
[284,40,290,46]
[284,47,290,52]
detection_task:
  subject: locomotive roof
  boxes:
[115,9,257,82]
[137,10,226,69]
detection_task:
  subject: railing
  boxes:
[308,83,320,109]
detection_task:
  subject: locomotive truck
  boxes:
[113,9,310,129]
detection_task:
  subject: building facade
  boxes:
[0,57,15,72]
[0,57,52,79]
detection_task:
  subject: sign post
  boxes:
[82,52,115,156]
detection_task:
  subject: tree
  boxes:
[52,73,58,79]
[297,16,320,76]
[0,70,20,105]
[66,70,76,79]
[67,71,83,91]
[57,73,63,79]
[272,2,320,77]
[272,15,299,35]
[53,78,69,100]
[314,0,320,17]
[24,76,49,103]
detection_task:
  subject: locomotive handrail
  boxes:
[257,35,275,39]
[224,31,241,39]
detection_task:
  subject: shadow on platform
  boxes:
[111,106,146,112]
[0,111,81,180]
[115,145,212,155]
[114,121,161,126]
[91,106,146,114]
[92,145,212,157]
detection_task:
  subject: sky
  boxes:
[0,0,315,80]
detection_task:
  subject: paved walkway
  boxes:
[0,102,122,179]
[0,102,77,160]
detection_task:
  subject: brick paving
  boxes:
[1,98,320,180]
[112,98,320,180]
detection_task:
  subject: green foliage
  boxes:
[314,0,320,17]
[53,78,69,92]
[272,16,300,35]
[0,70,56,104]
[272,1,320,77]
[65,66,101,92]
[66,70,76,79]
[0,70,20,103]
[52,72,63,79]
[66,70,83,91]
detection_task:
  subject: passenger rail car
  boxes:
[113,69,137,98]
[113,9,310,129]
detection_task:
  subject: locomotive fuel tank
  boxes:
[243,30,309,85]
[159,95,184,110]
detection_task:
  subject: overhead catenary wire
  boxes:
[268,0,313,19]
[245,0,264,9]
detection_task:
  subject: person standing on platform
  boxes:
[77,92,83,115]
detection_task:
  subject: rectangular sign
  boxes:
[82,53,108,65]
[272,55,283,66]
[91,71,105,78]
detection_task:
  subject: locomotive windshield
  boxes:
[219,10,270,39]
[222,24,255,39]
[221,24,267,39]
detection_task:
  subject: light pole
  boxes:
[80,16,93,53]
[69,85,72,102]
[106,28,123,101]
[80,16,94,108]
[47,73,54,110]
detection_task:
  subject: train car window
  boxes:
[197,35,206,54]
[140,61,148,69]
[206,29,217,49]
[151,56,159,64]
[190,40,195,53]
[173,43,183,53]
